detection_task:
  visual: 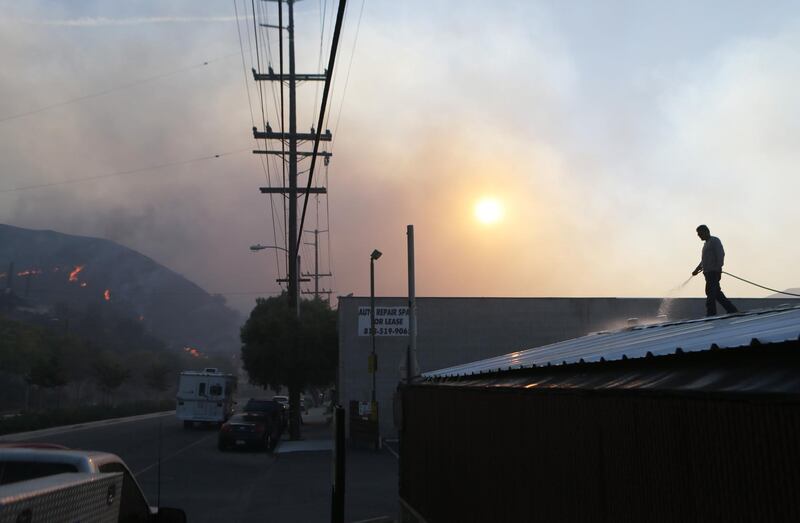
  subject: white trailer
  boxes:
[176,367,237,427]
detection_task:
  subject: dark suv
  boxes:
[242,398,287,433]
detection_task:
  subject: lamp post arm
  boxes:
[250,244,289,253]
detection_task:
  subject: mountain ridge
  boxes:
[0,223,242,353]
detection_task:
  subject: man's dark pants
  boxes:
[704,271,738,316]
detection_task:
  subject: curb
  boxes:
[0,410,176,441]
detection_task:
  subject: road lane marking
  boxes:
[133,432,217,477]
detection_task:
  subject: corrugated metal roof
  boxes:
[424,305,800,378]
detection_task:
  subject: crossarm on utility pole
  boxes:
[259,187,327,194]
[253,128,332,141]
[252,150,332,159]
[252,70,326,82]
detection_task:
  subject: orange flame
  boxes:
[183,346,202,358]
[68,265,85,282]
[103,289,111,301]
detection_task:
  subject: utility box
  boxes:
[349,400,379,449]
[0,472,122,523]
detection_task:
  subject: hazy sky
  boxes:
[1,1,798,313]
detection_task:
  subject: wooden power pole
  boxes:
[253,0,334,440]
[254,0,332,315]
[302,228,332,301]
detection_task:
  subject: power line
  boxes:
[0,149,249,193]
[310,0,330,127]
[324,163,336,297]
[22,287,283,297]
[0,53,240,125]
[252,0,290,280]
[330,0,365,148]
[236,0,285,283]
[297,0,347,253]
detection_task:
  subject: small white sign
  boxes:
[358,306,409,336]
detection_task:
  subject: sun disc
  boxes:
[474,198,504,224]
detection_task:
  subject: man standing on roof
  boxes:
[692,224,739,316]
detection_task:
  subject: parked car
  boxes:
[217,412,279,451]
[272,395,289,410]
[243,398,286,432]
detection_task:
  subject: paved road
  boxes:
[11,410,398,523]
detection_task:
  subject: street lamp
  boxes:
[252,244,305,317]
[369,249,382,405]
[250,244,289,253]
[369,249,382,449]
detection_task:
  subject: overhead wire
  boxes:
[314,0,364,303]
[310,0,329,127]
[236,0,285,285]
[313,0,333,300]
[277,0,288,256]
[297,0,347,256]
[253,2,288,251]
[250,0,285,280]
[329,0,365,149]
[315,2,343,290]
[0,149,249,193]
[316,0,357,301]
[255,0,289,256]
[324,162,335,299]
[24,287,283,297]
[254,0,287,231]
[0,52,240,125]
[321,1,345,133]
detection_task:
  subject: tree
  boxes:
[25,334,69,409]
[241,293,337,439]
[25,347,68,396]
[92,353,131,405]
[143,360,172,394]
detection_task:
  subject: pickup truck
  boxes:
[0,444,186,522]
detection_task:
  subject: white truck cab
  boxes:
[0,446,186,522]
[176,368,237,428]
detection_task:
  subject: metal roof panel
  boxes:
[424,305,800,378]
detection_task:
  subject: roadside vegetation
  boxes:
[0,302,235,435]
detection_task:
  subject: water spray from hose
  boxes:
[657,276,695,318]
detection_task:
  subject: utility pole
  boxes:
[254,0,331,315]
[254,0,332,440]
[302,228,332,301]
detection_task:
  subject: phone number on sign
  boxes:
[361,327,409,336]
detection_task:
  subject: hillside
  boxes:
[0,224,242,353]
